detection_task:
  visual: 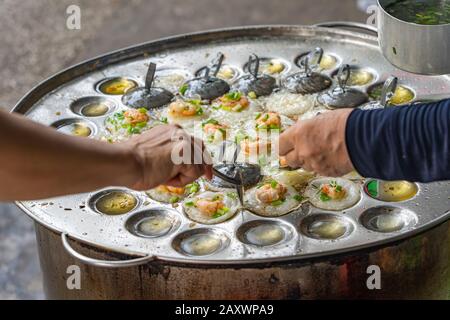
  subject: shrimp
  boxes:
[203,123,228,136]
[124,109,149,125]
[168,100,201,117]
[216,92,249,112]
[321,182,346,200]
[279,156,288,168]
[256,112,281,130]
[240,137,271,156]
[203,119,228,142]
[156,185,185,195]
[195,198,225,216]
[256,182,287,204]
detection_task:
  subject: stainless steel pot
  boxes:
[36,221,450,299]
[13,25,450,300]
[377,0,450,75]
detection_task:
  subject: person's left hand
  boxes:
[279,109,355,177]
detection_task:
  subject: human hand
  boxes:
[279,109,354,177]
[120,124,213,190]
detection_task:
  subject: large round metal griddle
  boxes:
[13,25,450,265]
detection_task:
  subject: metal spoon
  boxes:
[303,47,324,76]
[213,142,261,206]
[122,62,174,110]
[380,76,398,107]
[336,63,351,93]
[359,76,398,110]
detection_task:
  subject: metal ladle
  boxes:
[233,54,277,97]
[122,62,174,109]
[317,64,369,109]
[360,76,398,110]
[181,54,230,100]
[213,141,261,206]
[283,47,332,94]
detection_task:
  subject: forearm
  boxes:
[0,110,139,201]
[346,99,450,182]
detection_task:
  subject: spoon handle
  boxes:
[248,54,260,79]
[145,62,157,89]
[380,76,398,107]
[211,52,225,77]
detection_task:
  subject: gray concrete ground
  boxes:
[0,0,367,299]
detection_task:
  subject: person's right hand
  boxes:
[119,124,213,190]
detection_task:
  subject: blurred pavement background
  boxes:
[0,0,368,299]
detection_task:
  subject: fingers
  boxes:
[301,162,315,174]
[278,125,296,156]
[285,151,303,169]
[127,124,217,190]
[167,164,205,187]
[165,127,213,186]
[203,164,213,180]
[165,175,186,188]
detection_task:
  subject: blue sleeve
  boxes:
[345,99,450,182]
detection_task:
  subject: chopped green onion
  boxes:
[188,99,202,106]
[169,196,180,204]
[320,193,331,202]
[214,207,230,218]
[269,124,280,130]
[256,124,268,130]
[270,180,278,189]
[179,84,188,95]
[226,192,238,200]
[202,119,219,127]
[115,112,125,120]
[225,91,241,101]
[293,195,304,202]
[196,107,204,116]
[187,183,200,194]
[233,104,243,112]
[271,199,285,206]
[136,122,147,128]
[185,201,195,207]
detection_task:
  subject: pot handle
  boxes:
[62,233,155,268]
[315,21,378,36]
